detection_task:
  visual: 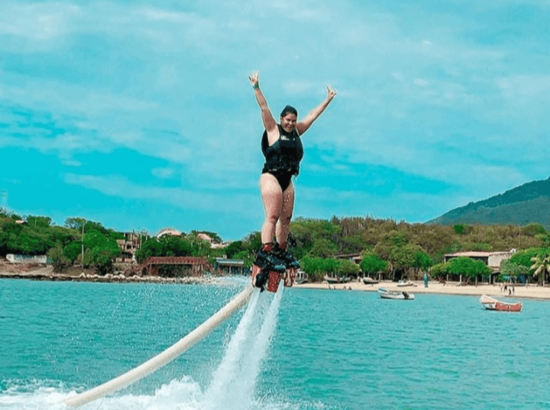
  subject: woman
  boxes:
[249,71,337,276]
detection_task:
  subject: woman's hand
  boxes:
[249,71,260,89]
[326,85,337,101]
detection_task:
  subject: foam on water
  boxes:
[1,284,287,410]
[205,282,284,410]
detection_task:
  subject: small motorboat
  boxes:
[363,277,379,285]
[479,295,522,312]
[378,287,415,300]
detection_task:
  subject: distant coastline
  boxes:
[2,265,550,301]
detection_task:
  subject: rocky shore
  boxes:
[0,264,224,285]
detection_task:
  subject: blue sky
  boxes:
[1,0,549,241]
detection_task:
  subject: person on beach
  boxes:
[248,71,336,273]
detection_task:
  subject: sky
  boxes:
[0,0,549,241]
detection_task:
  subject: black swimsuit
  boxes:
[261,125,304,191]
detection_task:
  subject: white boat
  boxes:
[396,279,416,287]
[479,295,522,312]
[295,270,308,284]
[378,287,415,300]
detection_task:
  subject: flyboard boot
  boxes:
[252,243,286,293]
[273,242,299,287]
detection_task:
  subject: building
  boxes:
[197,233,228,250]
[334,253,362,264]
[443,250,517,284]
[116,233,146,263]
[156,228,182,239]
[214,257,247,275]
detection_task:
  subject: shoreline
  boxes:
[293,280,550,301]
[2,266,550,301]
[0,266,229,285]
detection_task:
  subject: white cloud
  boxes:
[64,172,260,217]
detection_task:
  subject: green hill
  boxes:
[427,176,550,229]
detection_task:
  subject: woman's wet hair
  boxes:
[280,105,298,117]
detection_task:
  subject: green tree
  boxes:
[447,257,491,283]
[224,241,244,258]
[47,245,70,273]
[500,259,529,283]
[135,235,193,263]
[65,217,87,231]
[301,256,326,281]
[63,242,82,263]
[301,257,341,281]
[523,223,547,236]
[430,262,449,279]
[233,250,254,268]
[530,254,550,286]
[510,248,549,268]
[27,216,52,229]
[413,252,433,274]
[83,229,121,274]
[91,247,115,275]
[453,224,468,235]
[185,233,211,257]
[360,253,387,276]
[340,259,360,276]
[309,238,338,258]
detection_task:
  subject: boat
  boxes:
[295,270,308,284]
[324,275,340,284]
[324,275,350,284]
[378,287,415,300]
[363,277,378,285]
[479,295,522,312]
[396,279,416,287]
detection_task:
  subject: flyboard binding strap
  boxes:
[251,265,297,293]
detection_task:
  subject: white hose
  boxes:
[62,286,253,408]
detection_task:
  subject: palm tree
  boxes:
[530,255,550,286]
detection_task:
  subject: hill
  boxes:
[427,176,550,229]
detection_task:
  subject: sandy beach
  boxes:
[294,279,550,300]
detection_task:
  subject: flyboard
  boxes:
[61,286,253,408]
[251,263,297,292]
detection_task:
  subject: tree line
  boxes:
[2,208,550,282]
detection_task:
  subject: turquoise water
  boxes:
[1,278,550,409]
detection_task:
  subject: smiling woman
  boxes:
[248,71,336,284]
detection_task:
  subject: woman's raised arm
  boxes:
[296,85,337,136]
[249,71,277,134]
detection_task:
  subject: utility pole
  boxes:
[81,219,86,273]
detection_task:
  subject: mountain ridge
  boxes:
[427,176,550,228]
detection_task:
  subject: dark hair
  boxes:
[280,105,298,117]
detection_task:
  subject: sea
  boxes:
[1,277,550,410]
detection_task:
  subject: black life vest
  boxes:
[261,125,304,175]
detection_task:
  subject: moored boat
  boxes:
[378,287,415,300]
[324,275,350,284]
[363,277,379,285]
[396,279,416,287]
[479,295,522,312]
[324,275,339,284]
[295,270,308,284]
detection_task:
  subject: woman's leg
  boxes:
[260,173,283,244]
[276,181,295,246]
